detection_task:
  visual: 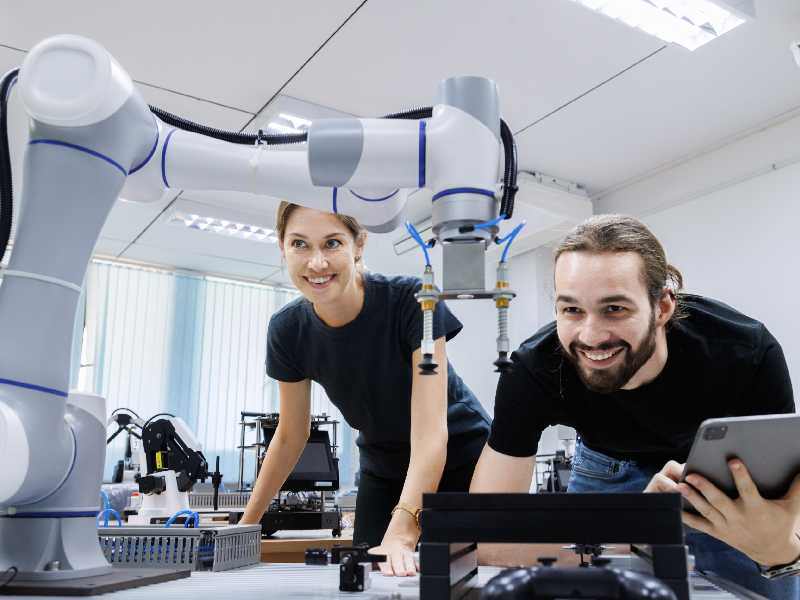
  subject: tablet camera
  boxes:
[703,425,728,441]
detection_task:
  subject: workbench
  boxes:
[0,563,756,599]
[260,528,353,563]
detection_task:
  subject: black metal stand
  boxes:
[305,544,386,592]
[419,493,689,600]
[259,506,343,537]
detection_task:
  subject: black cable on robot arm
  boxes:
[142,412,176,429]
[149,105,307,145]
[499,119,519,219]
[111,406,141,419]
[382,107,433,120]
[149,105,436,146]
[0,566,18,588]
[106,427,127,445]
[0,68,20,267]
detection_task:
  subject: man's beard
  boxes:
[561,313,657,394]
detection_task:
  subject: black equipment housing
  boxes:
[418,493,690,600]
[141,419,209,493]
[259,423,339,492]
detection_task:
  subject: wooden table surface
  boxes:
[260,529,354,563]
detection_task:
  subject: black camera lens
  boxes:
[703,426,727,441]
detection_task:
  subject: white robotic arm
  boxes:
[0,34,519,582]
[120,75,501,234]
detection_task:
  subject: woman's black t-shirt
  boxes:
[267,271,490,479]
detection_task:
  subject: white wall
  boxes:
[596,111,800,404]
[450,109,800,462]
[640,162,800,400]
[446,244,556,415]
[445,243,567,468]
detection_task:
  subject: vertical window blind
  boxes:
[76,259,356,487]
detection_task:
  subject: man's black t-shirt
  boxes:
[488,295,795,467]
[267,271,491,479]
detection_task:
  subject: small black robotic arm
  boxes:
[140,418,209,493]
[106,412,142,444]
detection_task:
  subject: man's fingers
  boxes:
[645,473,680,494]
[685,474,735,517]
[728,460,761,505]
[663,460,684,482]
[681,509,712,534]
[785,472,800,511]
[679,482,725,526]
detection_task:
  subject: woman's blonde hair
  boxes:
[275,202,365,242]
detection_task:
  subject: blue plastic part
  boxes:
[473,214,507,230]
[96,508,122,528]
[165,509,199,528]
[497,221,527,263]
[129,119,160,175]
[405,221,431,267]
[349,189,398,202]
[29,139,127,176]
[431,187,495,202]
[0,377,67,398]
[161,128,177,187]
[185,511,200,528]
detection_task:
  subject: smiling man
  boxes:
[470,214,797,598]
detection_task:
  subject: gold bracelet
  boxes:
[391,502,421,529]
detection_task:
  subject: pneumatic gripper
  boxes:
[492,261,516,373]
[416,265,441,375]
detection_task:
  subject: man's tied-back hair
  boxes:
[554,214,687,322]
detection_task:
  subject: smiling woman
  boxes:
[275,201,367,327]
[240,202,491,578]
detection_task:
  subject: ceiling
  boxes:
[2,0,799,284]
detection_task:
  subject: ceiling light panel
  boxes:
[169,210,278,244]
[567,0,749,51]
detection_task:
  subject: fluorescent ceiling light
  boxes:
[169,210,278,244]
[267,112,312,135]
[279,113,312,129]
[567,0,749,51]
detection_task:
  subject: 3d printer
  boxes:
[234,411,343,537]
